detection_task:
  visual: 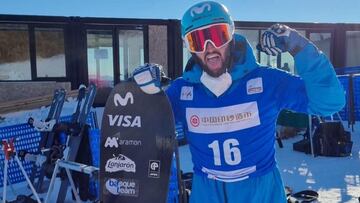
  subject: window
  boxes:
[236,29,277,68]
[119,30,144,81]
[280,53,295,73]
[0,24,31,80]
[235,29,259,61]
[87,30,114,87]
[35,27,66,78]
[280,30,306,74]
[309,32,332,59]
[183,45,192,70]
[346,31,360,67]
[87,29,145,87]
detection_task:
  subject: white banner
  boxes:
[186,102,261,134]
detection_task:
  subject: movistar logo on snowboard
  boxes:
[105,154,136,173]
[107,115,141,127]
[105,178,139,197]
[114,92,134,106]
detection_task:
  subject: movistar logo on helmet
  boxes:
[190,3,211,17]
[181,1,234,37]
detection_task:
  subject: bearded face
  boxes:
[193,41,233,77]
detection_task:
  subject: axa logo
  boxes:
[108,115,141,127]
[190,3,211,17]
[105,154,136,173]
[114,92,134,107]
[104,137,118,148]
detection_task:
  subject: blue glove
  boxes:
[132,63,162,94]
[257,24,309,56]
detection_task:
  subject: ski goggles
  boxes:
[184,23,233,53]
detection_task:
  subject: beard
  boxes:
[192,43,233,78]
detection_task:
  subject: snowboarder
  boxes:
[133,1,345,202]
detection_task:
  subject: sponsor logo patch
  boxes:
[189,115,200,127]
[148,160,161,178]
[107,115,141,127]
[104,137,142,148]
[180,86,193,101]
[104,137,118,148]
[246,77,263,95]
[190,3,211,17]
[105,178,139,197]
[105,154,136,173]
[114,92,134,106]
[186,102,261,133]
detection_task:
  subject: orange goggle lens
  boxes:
[185,23,232,53]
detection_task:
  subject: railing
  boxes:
[0,89,79,115]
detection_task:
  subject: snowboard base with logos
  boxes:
[100,81,176,203]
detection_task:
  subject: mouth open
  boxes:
[206,53,222,69]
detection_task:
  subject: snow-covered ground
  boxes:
[0,100,359,202]
[0,55,66,80]
[0,98,78,128]
[276,126,360,203]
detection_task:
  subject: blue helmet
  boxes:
[181,1,234,37]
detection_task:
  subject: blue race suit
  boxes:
[166,34,345,202]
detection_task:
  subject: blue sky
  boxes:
[1,0,360,23]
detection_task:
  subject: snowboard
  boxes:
[29,88,66,190]
[100,81,176,203]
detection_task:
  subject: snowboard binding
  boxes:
[287,189,319,203]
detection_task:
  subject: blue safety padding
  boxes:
[337,75,349,121]
[335,66,360,75]
[353,75,360,121]
[0,114,96,187]
[88,121,100,198]
[167,153,179,203]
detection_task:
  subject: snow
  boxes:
[277,131,360,203]
[1,102,360,202]
[0,96,78,128]
[0,54,65,80]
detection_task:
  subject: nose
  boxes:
[204,41,217,52]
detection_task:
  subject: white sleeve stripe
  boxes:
[270,35,276,47]
[274,47,282,53]
[269,47,280,55]
[266,35,271,47]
